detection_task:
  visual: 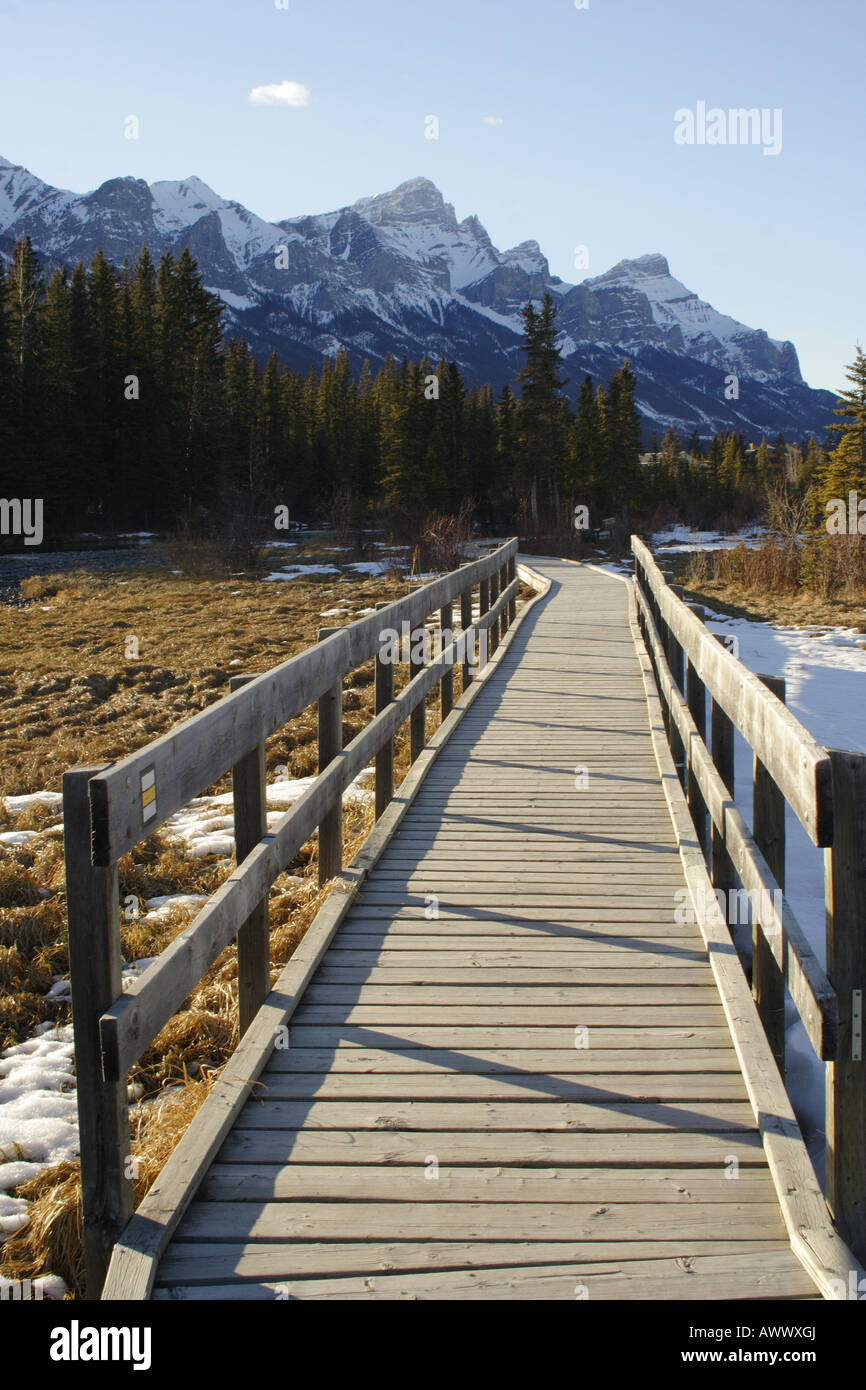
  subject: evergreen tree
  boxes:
[602,361,643,514]
[569,374,600,513]
[822,346,866,504]
[515,292,568,524]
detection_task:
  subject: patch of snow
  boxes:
[652,524,766,553]
[159,770,376,859]
[0,1025,78,1233]
[144,894,209,920]
[203,286,255,310]
[700,605,866,1179]
[263,564,341,581]
[2,791,63,815]
[345,561,389,576]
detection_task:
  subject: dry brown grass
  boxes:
[0,566,414,796]
[0,1075,215,1298]
[682,538,866,629]
[0,557,512,1295]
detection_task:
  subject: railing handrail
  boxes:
[89,538,519,867]
[631,532,866,1268]
[97,572,520,1082]
[632,535,832,846]
[632,566,837,1060]
[64,538,522,1295]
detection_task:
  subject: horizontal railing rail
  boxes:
[632,533,866,1267]
[633,537,832,846]
[633,571,836,1058]
[89,542,517,866]
[64,538,519,1295]
[99,577,520,1082]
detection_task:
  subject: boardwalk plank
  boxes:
[155,1238,796,1285]
[141,558,829,1302]
[173,1200,787,1242]
[152,1253,816,1299]
[198,1165,771,1202]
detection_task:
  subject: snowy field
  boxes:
[701,604,866,1174]
[0,765,377,1262]
[650,524,766,554]
[598,550,866,1171]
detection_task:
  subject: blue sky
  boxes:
[1,0,862,390]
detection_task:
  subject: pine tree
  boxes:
[496,384,520,502]
[0,260,15,490]
[603,361,643,514]
[569,374,600,514]
[515,292,568,525]
[821,347,866,505]
[40,267,77,510]
[720,434,742,497]
[87,249,122,521]
[6,237,44,471]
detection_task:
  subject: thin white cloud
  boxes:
[483,116,504,126]
[249,80,310,108]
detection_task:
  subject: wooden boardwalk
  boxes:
[147,559,821,1300]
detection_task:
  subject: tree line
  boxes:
[0,236,861,544]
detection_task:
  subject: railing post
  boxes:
[409,618,426,764]
[316,629,343,885]
[375,601,394,817]
[63,765,133,1298]
[460,582,474,691]
[753,673,787,1073]
[668,584,686,786]
[825,748,866,1263]
[657,571,675,742]
[479,575,489,672]
[685,603,709,859]
[710,634,737,910]
[230,675,270,1036]
[507,555,517,626]
[498,558,509,641]
[440,599,454,720]
[488,566,500,655]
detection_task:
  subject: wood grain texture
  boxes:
[104,555,847,1302]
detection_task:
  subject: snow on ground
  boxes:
[0,760,378,1264]
[2,791,63,814]
[142,894,208,921]
[698,604,866,1177]
[651,524,766,553]
[0,1025,77,1237]
[588,558,866,1177]
[263,564,341,581]
[345,561,390,576]
[161,768,375,858]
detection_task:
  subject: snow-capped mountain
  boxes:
[0,156,835,440]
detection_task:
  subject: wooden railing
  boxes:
[632,535,866,1265]
[64,539,518,1295]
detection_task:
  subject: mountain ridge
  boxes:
[0,157,835,441]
